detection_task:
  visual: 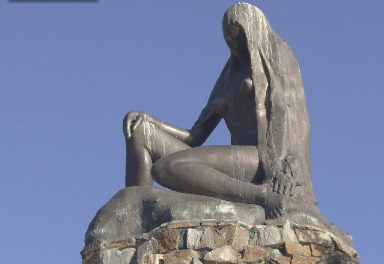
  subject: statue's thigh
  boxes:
[132,121,191,160]
[168,145,259,183]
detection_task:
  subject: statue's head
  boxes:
[223,3,273,60]
[222,20,248,59]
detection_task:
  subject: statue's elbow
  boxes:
[188,133,204,148]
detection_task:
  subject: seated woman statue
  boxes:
[123,3,321,220]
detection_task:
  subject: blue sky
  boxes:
[0,1,382,263]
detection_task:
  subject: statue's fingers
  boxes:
[124,123,130,138]
[127,112,139,125]
[127,117,138,139]
[127,126,132,139]
[273,181,279,192]
[132,116,142,131]
[266,210,271,219]
[283,185,288,195]
[272,177,277,190]
[282,177,289,186]
[284,181,291,195]
[273,209,279,219]
[125,121,132,135]
[278,183,284,194]
[270,210,275,219]
[277,207,283,216]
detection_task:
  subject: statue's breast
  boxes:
[214,74,259,145]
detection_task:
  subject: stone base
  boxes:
[83,186,358,263]
[81,220,359,264]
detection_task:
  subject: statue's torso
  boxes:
[218,63,259,146]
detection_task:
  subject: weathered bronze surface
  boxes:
[124,2,317,220]
[85,3,354,249]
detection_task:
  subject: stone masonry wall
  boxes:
[81,220,359,264]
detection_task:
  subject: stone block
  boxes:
[81,239,104,261]
[217,221,236,228]
[201,221,217,227]
[106,237,137,249]
[137,240,154,264]
[192,258,204,264]
[152,254,164,264]
[272,256,292,264]
[270,248,284,258]
[102,249,120,264]
[187,227,215,250]
[164,258,190,264]
[291,255,321,264]
[204,245,238,264]
[168,221,200,229]
[306,226,325,232]
[153,228,180,253]
[164,249,200,264]
[321,251,356,263]
[101,248,136,264]
[295,229,332,246]
[310,244,325,257]
[215,225,249,250]
[332,236,355,257]
[264,219,285,227]
[284,242,311,257]
[282,221,298,243]
[120,248,136,263]
[82,252,101,264]
[241,246,271,263]
[257,226,283,247]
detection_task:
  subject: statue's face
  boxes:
[223,23,248,59]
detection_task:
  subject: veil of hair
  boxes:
[222,2,317,205]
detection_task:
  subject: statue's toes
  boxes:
[276,207,283,216]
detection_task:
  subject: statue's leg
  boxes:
[152,145,287,218]
[151,145,266,203]
[125,120,190,187]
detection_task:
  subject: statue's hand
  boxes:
[123,111,149,139]
[272,172,297,196]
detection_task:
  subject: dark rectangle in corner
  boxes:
[10,0,98,3]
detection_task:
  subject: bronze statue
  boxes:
[123,2,322,220]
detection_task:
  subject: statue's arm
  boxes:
[187,64,228,147]
[188,104,221,147]
[125,60,227,146]
[147,105,221,147]
[123,109,220,147]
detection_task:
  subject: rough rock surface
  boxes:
[85,186,265,245]
[85,186,353,249]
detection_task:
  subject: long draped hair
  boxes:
[220,3,316,204]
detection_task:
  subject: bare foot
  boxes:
[264,187,288,219]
